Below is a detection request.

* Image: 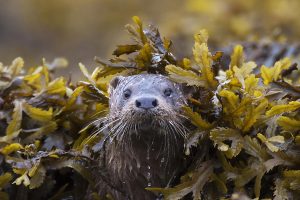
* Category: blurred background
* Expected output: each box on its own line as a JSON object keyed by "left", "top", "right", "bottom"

{"left": 1, "top": 0, "right": 300, "bottom": 76}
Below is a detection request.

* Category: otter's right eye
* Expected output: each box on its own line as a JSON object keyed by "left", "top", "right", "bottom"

{"left": 164, "top": 88, "right": 173, "bottom": 97}
{"left": 123, "top": 89, "right": 131, "bottom": 99}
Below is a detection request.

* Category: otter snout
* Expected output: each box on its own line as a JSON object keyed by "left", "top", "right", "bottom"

{"left": 135, "top": 97, "right": 158, "bottom": 110}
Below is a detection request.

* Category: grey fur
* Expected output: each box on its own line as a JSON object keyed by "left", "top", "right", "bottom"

{"left": 91, "top": 74, "right": 189, "bottom": 200}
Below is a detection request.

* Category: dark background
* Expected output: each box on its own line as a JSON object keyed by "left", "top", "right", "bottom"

{"left": 1, "top": 0, "right": 300, "bottom": 78}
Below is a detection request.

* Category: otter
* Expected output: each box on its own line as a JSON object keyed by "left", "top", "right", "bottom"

{"left": 92, "top": 74, "right": 189, "bottom": 200}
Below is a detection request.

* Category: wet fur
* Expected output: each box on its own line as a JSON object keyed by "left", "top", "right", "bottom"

{"left": 90, "top": 74, "right": 189, "bottom": 200}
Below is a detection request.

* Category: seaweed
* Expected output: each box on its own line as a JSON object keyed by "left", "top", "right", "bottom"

{"left": 0, "top": 16, "right": 300, "bottom": 199}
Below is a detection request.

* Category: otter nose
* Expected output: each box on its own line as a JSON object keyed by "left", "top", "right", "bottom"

{"left": 135, "top": 97, "right": 158, "bottom": 109}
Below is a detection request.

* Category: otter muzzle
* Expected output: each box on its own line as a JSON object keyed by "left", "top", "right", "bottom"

{"left": 135, "top": 97, "right": 158, "bottom": 110}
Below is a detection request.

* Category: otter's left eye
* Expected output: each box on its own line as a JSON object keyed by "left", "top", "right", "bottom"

{"left": 164, "top": 88, "right": 173, "bottom": 96}
{"left": 123, "top": 89, "right": 131, "bottom": 99}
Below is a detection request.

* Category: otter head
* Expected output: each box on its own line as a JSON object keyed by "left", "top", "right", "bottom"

{"left": 108, "top": 74, "right": 187, "bottom": 138}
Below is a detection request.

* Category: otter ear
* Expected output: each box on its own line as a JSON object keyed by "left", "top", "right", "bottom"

{"left": 109, "top": 76, "right": 124, "bottom": 92}
{"left": 181, "top": 85, "right": 196, "bottom": 98}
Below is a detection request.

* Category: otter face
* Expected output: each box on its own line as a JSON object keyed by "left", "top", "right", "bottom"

{"left": 108, "top": 74, "right": 187, "bottom": 130}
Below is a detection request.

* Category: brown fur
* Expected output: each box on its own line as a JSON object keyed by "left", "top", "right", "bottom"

{"left": 90, "top": 74, "right": 189, "bottom": 200}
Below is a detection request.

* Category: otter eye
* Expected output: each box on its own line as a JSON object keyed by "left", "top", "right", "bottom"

{"left": 123, "top": 89, "right": 131, "bottom": 99}
{"left": 164, "top": 88, "right": 173, "bottom": 97}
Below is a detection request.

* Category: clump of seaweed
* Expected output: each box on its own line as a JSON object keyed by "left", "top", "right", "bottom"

{"left": 0, "top": 16, "right": 300, "bottom": 200}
